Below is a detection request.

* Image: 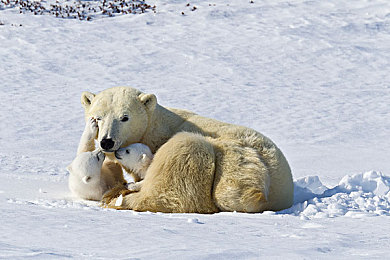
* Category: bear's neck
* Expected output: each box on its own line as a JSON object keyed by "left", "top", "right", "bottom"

{"left": 141, "top": 105, "right": 195, "bottom": 153}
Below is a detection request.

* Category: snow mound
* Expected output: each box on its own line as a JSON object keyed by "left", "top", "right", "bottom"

{"left": 337, "top": 171, "right": 390, "bottom": 196}
{"left": 283, "top": 171, "right": 390, "bottom": 219}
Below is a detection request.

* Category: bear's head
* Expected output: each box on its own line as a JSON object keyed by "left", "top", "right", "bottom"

{"left": 67, "top": 149, "right": 105, "bottom": 185}
{"left": 80, "top": 87, "right": 157, "bottom": 153}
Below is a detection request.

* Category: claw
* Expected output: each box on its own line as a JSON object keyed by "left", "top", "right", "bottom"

{"left": 96, "top": 150, "right": 105, "bottom": 161}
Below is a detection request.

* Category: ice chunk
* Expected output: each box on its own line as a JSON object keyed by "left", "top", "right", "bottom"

{"left": 293, "top": 176, "right": 328, "bottom": 204}
{"left": 187, "top": 218, "right": 199, "bottom": 224}
{"left": 295, "top": 176, "right": 328, "bottom": 194}
{"left": 375, "top": 178, "right": 389, "bottom": 196}
{"left": 337, "top": 171, "right": 390, "bottom": 195}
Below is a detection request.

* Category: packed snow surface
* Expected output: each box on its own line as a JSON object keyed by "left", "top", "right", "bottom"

{"left": 1, "top": 0, "right": 390, "bottom": 258}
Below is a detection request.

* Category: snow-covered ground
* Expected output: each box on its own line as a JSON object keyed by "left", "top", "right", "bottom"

{"left": 1, "top": 0, "right": 390, "bottom": 258}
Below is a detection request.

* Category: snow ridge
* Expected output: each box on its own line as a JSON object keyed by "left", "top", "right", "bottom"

{"left": 282, "top": 171, "right": 390, "bottom": 219}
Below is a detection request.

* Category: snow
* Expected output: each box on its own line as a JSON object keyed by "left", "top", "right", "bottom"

{"left": 1, "top": 0, "right": 390, "bottom": 258}
{"left": 285, "top": 171, "right": 390, "bottom": 219}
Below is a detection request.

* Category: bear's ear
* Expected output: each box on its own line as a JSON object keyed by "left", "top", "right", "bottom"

{"left": 66, "top": 164, "right": 72, "bottom": 173}
{"left": 138, "top": 93, "right": 157, "bottom": 112}
{"left": 81, "top": 91, "right": 96, "bottom": 109}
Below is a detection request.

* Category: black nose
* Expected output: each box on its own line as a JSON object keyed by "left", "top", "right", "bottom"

{"left": 100, "top": 138, "right": 115, "bottom": 150}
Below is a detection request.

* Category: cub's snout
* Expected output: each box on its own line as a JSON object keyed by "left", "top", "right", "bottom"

{"left": 114, "top": 149, "right": 123, "bottom": 160}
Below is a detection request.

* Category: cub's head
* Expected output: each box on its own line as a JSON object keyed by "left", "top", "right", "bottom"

{"left": 81, "top": 87, "right": 157, "bottom": 153}
{"left": 67, "top": 149, "right": 105, "bottom": 184}
{"left": 114, "top": 143, "right": 153, "bottom": 173}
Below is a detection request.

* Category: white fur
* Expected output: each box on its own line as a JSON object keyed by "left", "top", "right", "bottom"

{"left": 67, "top": 148, "right": 106, "bottom": 201}
{"left": 68, "top": 116, "right": 106, "bottom": 200}
{"left": 81, "top": 87, "right": 294, "bottom": 212}
{"left": 115, "top": 194, "right": 124, "bottom": 207}
{"left": 115, "top": 143, "right": 153, "bottom": 191}
{"left": 77, "top": 117, "right": 98, "bottom": 155}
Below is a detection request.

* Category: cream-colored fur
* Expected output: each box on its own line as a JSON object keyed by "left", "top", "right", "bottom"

{"left": 70, "top": 116, "right": 125, "bottom": 200}
{"left": 80, "top": 87, "right": 294, "bottom": 213}
{"left": 67, "top": 149, "right": 106, "bottom": 200}
{"left": 114, "top": 143, "right": 154, "bottom": 192}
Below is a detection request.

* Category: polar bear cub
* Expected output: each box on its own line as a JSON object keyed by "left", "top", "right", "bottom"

{"left": 114, "top": 143, "right": 154, "bottom": 192}
{"left": 67, "top": 148, "right": 106, "bottom": 201}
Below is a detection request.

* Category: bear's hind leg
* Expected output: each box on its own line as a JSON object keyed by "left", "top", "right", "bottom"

{"left": 103, "top": 132, "right": 219, "bottom": 213}
{"left": 212, "top": 143, "right": 271, "bottom": 213}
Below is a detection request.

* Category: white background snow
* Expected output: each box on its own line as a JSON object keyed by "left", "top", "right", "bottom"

{"left": 1, "top": 0, "right": 390, "bottom": 258}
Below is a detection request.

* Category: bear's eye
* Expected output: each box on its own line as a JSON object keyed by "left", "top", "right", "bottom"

{"left": 121, "top": 115, "right": 129, "bottom": 122}
{"left": 95, "top": 116, "right": 102, "bottom": 121}
{"left": 126, "top": 150, "right": 129, "bottom": 154}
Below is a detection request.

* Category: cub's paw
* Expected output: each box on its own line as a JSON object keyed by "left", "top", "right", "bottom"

{"left": 86, "top": 117, "right": 98, "bottom": 139}
{"left": 127, "top": 182, "right": 141, "bottom": 192}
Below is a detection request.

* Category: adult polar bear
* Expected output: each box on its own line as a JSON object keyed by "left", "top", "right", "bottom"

{"left": 80, "top": 87, "right": 294, "bottom": 213}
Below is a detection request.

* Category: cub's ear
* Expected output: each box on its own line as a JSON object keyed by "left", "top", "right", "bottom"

{"left": 66, "top": 164, "right": 72, "bottom": 173}
{"left": 81, "top": 91, "right": 96, "bottom": 109}
{"left": 141, "top": 153, "right": 147, "bottom": 162}
{"left": 138, "top": 93, "right": 157, "bottom": 111}
{"left": 82, "top": 176, "right": 92, "bottom": 184}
